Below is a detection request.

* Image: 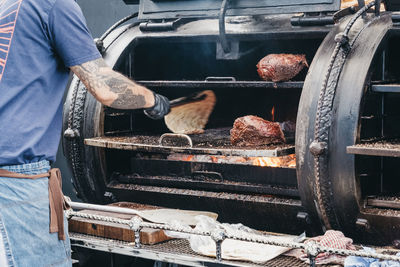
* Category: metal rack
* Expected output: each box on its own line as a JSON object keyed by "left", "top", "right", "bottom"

{"left": 85, "top": 129, "right": 295, "bottom": 158}
{"left": 137, "top": 80, "right": 304, "bottom": 90}
{"left": 69, "top": 233, "right": 310, "bottom": 267}
{"left": 347, "top": 139, "right": 400, "bottom": 157}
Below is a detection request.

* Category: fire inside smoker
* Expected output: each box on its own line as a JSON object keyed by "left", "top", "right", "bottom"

{"left": 167, "top": 153, "right": 296, "bottom": 168}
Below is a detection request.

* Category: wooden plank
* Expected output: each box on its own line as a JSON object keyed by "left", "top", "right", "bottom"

{"left": 68, "top": 202, "right": 172, "bottom": 245}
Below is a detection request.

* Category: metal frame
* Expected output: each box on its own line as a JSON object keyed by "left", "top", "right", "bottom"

{"left": 85, "top": 136, "right": 295, "bottom": 158}
{"left": 296, "top": 7, "right": 397, "bottom": 241}
{"left": 138, "top": 0, "right": 341, "bottom": 20}
{"left": 67, "top": 206, "right": 400, "bottom": 267}
{"left": 347, "top": 141, "right": 400, "bottom": 157}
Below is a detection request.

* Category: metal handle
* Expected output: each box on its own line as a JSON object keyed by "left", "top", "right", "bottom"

{"left": 219, "top": 0, "right": 230, "bottom": 53}
{"left": 159, "top": 133, "right": 193, "bottom": 148}
{"left": 68, "top": 200, "right": 142, "bottom": 217}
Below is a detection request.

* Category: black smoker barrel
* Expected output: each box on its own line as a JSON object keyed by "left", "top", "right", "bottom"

{"left": 63, "top": 0, "right": 400, "bottom": 245}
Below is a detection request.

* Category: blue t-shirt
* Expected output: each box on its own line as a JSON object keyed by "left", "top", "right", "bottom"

{"left": 0, "top": 0, "right": 101, "bottom": 165}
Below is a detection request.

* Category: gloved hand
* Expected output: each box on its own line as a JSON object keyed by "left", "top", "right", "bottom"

{"left": 144, "top": 92, "right": 170, "bottom": 120}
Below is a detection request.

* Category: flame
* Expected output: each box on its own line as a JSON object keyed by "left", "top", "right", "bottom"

{"left": 271, "top": 106, "right": 275, "bottom": 122}
{"left": 184, "top": 155, "right": 194, "bottom": 161}
{"left": 210, "top": 156, "right": 218, "bottom": 163}
{"left": 168, "top": 154, "right": 296, "bottom": 168}
{"left": 252, "top": 154, "right": 296, "bottom": 168}
{"left": 253, "top": 157, "right": 281, "bottom": 167}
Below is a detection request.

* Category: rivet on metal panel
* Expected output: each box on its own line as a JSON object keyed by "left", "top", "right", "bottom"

{"left": 356, "top": 218, "right": 370, "bottom": 230}
{"left": 309, "top": 141, "right": 327, "bottom": 156}
{"left": 64, "top": 128, "right": 80, "bottom": 139}
{"left": 334, "top": 33, "right": 350, "bottom": 54}
{"left": 297, "top": 212, "right": 311, "bottom": 224}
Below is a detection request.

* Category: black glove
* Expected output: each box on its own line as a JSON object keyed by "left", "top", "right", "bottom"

{"left": 144, "top": 92, "right": 171, "bottom": 120}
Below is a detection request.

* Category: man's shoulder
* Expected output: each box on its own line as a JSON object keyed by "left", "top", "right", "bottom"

{"left": 22, "top": 0, "right": 78, "bottom": 16}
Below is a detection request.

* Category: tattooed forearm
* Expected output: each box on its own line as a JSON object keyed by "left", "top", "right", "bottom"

{"left": 104, "top": 77, "right": 146, "bottom": 109}
{"left": 70, "top": 58, "right": 154, "bottom": 109}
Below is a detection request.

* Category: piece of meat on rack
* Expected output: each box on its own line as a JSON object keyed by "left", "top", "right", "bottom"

{"left": 230, "top": 115, "right": 286, "bottom": 147}
{"left": 257, "top": 54, "right": 308, "bottom": 82}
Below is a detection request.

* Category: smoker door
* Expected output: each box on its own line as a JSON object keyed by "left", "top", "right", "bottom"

{"left": 138, "top": 0, "right": 341, "bottom": 20}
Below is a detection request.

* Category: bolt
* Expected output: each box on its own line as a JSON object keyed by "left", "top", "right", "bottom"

{"left": 356, "top": 218, "right": 370, "bottom": 230}
{"left": 64, "top": 128, "right": 80, "bottom": 139}
{"left": 309, "top": 141, "right": 327, "bottom": 156}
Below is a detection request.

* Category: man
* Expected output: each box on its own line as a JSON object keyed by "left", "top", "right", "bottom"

{"left": 0, "top": 0, "right": 169, "bottom": 266}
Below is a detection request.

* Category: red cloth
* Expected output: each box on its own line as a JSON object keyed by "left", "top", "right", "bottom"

{"left": 299, "top": 230, "right": 356, "bottom": 265}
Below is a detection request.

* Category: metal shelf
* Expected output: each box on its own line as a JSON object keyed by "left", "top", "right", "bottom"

{"left": 69, "top": 233, "right": 310, "bottom": 267}
{"left": 85, "top": 128, "right": 294, "bottom": 157}
{"left": 347, "top": 139, "right": 400, "bottom": 157}
{"left": 85, "top": 136, "right": 294, "bottom": 158}
{"left": 371, "top": 84, "right": 400, "bottom": 93}
{"left": 137, "top": 80, "right": 304, "bottom": 89}
{"left": 367, "top": 196, "right": 400, "bottom": 210}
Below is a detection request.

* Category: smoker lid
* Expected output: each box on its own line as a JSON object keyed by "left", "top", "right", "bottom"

{"left": 136, "top": 0, "right": 341, "bottom": 20}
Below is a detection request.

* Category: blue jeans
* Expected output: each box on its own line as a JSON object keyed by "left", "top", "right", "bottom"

{"left": 0, "top": 160, "right": 71, "bottom": 267}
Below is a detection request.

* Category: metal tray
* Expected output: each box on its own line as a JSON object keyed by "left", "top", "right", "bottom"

{"left": 85, "top": 129, "right": 295, "bottom": 158}
{"left": 70, "top": 233, "right": 312, "bottom": 267}
{"left": 347, "top": 139, "right": 400, "bottom": 157}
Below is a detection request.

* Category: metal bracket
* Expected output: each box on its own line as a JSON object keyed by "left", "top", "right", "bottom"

{"left": 139, "top": 18, "right": 186, "bottom": 32}
{"left": 358, "top": 0, "right": 366, "bottom": 18}
{"left": 217, "top": 0, "right": 240, "bottom": 60}
{"left": 216, "top": 41, "right": 239, "bottom": 60}
{"left": 375, "top": 0, "right": 381, "bottom": 16}
{"left": 291, "top": 13, "right": 334, "bottom": 26}
{"left": 333, "top": 6, "right": 358, "bottom": 23}
{"left": 211, "top": 229, "right": 226, "bottom": 261}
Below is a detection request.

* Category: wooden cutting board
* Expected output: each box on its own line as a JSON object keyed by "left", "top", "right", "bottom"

{"left": 68, "top": 202, "right": 172, "bottom": 245}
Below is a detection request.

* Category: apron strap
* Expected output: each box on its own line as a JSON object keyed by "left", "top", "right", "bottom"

{"left": 0, "top": 168, "right": 69, "bottom": 240}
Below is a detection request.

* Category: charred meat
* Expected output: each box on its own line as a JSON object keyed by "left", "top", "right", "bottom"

{"left": 230, "top": 115, "right": 285, "bottom": 147}
{"left": 256, "top": 54, "right": 308, "bottom": 82}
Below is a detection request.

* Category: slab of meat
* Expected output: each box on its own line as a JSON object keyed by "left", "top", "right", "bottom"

{"left": 256, "top": 54, "right": 308, "bottom": 82}
{"left": 230, "top": 115, "right": 285, "bottom": 147}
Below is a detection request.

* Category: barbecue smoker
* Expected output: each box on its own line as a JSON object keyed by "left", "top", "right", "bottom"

{"left": 63, "top": 0, "right": 400, "bottom": 245}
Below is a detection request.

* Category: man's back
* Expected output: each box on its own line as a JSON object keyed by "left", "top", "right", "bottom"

{"left": 0, "top": 0, "right": 100, "bottom": 166}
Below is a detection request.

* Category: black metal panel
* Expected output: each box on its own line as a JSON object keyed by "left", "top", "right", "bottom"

{"left": 296, "top": 11, "right": 394, "bottom": 243}
{"left": 138, "top": 0, "right": 340, "bottom": 20}
{"left": 385, "top": 0, "right": 400, "bottom": 11}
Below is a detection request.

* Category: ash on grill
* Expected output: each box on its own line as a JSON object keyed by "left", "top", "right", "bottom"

{"left": 114, "top": 128, "right": 294, "bottom": 150}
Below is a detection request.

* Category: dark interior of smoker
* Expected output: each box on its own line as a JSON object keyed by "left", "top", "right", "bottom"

{"left": 100, "top": 36, "right": 322, "bottom": 206}
{"left": 357, "top": 32, "right": 400, "bottom": 209}
{"left": 106, "top": 37, "right": 322, "bottom": 133}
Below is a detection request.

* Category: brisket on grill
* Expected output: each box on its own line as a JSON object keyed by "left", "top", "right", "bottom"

{"left": 256, "top": 54, "right": 308, "bottom": 82}
{"left": 230, "top": 115, "right": 285, "bottom": 147}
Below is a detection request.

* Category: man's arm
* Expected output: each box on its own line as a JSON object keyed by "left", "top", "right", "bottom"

{"left": 70, "top": 57, "right": 155, "bottom": 109}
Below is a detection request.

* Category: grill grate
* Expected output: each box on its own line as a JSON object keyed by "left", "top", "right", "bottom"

{"left": 70, "top": 232, "right": 318, "bottom": 267}
{"left": 347, "top": 139, "right": 400, "bottom": 157}
{"left": 85, "top": 128, "right": 294, "bottom": 158}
